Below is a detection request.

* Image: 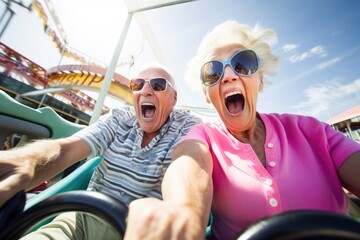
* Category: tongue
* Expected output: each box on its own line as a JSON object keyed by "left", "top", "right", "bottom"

{"left": 144, "top": 108, "right": 155, "bottom": 118}
{"left": 227, "top": 100, "right": 243, "bottom": 114}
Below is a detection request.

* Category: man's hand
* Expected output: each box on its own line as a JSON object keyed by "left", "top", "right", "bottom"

{"left": 0, "top": 150, "right": 35, "bottom": 207}
{"left": 125, "top": 198, "right": 204, "bottom": 240}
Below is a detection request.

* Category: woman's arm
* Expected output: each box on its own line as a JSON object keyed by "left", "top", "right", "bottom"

{"left": 339, "top": 150, "right": 360, "bottom": 197}
{"left": 125, "top": 139, "right": 213, "bottom": 239}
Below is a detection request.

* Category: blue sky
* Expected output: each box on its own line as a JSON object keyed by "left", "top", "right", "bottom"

{"left": 1, "top": 0, "right": 360, "bottom": 122}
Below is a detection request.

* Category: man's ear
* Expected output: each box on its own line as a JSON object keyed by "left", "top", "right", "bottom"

{"left": 173, "top": 90, "right": 177, "bottom": 106}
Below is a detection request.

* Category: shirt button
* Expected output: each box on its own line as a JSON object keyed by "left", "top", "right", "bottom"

{"left": 120, "top": 192, "right": 125, "bottom": 196}
{"left": 265, "top": 179, "right": 273, "bottom": 185}
{"left": 267, "top": 143, "right": 274, "bottom": 148}
{"left": 269, "top": 161, "right": 276, "bottom": 167}
{"left": 269, "top": 198, "right": 278, "bottom": 207}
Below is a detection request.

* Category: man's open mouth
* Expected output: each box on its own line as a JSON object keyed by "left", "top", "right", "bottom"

{"left": 225, "top": 91, "right": 244, "bottom": 114}
{"left": 141, "top": 103, "right": 156, "bottom": 119}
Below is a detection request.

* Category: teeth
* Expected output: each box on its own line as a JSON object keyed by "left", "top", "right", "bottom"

{"left": 141, "top": 102, "right": 154, "bottom": 106}
{"left": 225, "top": 91, "right": 242, "bottom": 98}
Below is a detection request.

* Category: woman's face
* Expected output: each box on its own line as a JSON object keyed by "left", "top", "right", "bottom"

{"left": 203, "top": 44, "right": 263, "bottom": 133}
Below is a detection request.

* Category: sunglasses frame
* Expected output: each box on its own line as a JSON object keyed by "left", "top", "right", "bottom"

{"left": 130, "top": 77, "right": 174, "bottom": 92}
{"left": 200, "top": 49, "right": 261, "bottom": 87}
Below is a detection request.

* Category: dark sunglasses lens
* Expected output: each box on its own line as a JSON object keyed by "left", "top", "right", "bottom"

{"left": 150, "top": 78, "right": 167, "bottom": 91}
{"left": 201, "top": 61, "right": 223, "bottom": 86}
{"left": 130, "top": 79, "right": 145, "bottom": 91}
{"left": 231, "top": 51, "right": 258, "bottom": 75}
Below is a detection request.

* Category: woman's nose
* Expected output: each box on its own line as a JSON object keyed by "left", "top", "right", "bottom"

{"left": 221, "top": 64, "right": 238, "bottom": 84}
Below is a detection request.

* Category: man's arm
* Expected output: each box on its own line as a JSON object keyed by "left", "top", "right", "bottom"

{"left": 125, "top": 139, "right": 213, "bottom": 239}
{"left": 0, "top": 136, "right": 91, "bottom": 206}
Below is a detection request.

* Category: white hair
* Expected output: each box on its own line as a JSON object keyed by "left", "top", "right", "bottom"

{"left": 185, "top": 20, "right": 280, "bottom": 91}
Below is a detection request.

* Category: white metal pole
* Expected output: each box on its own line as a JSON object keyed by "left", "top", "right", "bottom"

{"left": 89, "top": 1, "right": 197, "bottom": 125}
{"left": 89, "top": 13, "right": 133, "bottom": 124}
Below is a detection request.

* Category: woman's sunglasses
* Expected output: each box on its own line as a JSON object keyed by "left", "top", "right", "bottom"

{"left": 200, "top": 50, "right": 260, "bottom": 87}
{"left": 129, "top": 78, "right": 173, "bottom": 92}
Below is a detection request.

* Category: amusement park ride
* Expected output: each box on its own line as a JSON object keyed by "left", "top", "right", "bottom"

{"left": 0, "top": 0, "right": 360, "bottom": 239}
{"left": 0, "top": 0, "right": 137, "bottom": 125}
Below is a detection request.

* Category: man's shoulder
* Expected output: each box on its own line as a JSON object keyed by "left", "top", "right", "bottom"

{"left": 172, "top": 108, "right": 202, "bottom": 124}
{"left": 109, "top": 107, "right": 136, "bottom": 119}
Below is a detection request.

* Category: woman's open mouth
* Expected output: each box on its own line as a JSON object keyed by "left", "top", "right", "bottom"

{"left": 225, "top": 91, "right": 244, "bottom": 114}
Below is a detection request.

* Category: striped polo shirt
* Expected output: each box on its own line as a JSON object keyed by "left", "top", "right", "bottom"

{"left": 74, "top": 107, "right": 202, "bottom": 205}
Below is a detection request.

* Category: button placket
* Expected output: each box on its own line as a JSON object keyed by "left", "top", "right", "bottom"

{"left": 269, "top": 198, "right": 278, "bottom": 207}
{"left": 268, "top": 161, "right": 276, "bottom": 167}
{"left": 265, "top": 179, "right": 272, "bottom": 185}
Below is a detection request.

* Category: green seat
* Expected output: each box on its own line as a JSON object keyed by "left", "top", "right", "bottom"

{"left": 0, "top": 89, "right": 97, "bottom": 209}
{"left": 0, "top": 90, "right": 85, "bottom": 145}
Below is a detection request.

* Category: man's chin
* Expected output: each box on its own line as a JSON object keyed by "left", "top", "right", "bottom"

{"left": 141, "top": 116, "right": 155, "bottom": 122}
{"left": 139, "top": 121, "right": 159, "bottom": 133}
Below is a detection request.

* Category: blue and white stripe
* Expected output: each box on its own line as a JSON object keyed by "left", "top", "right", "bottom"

{"left": 74, "top": 107, "right": 201, "bottom": 205}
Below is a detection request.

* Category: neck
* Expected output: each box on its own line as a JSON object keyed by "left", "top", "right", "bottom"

{"left": 141, "top": 131, "right": 159, "bottom": 148}
{"left": 231, "top": 116, "right": 265, "bottom": 145}
{"left": 233, "top": 116, "right": 267, "bottom": 167}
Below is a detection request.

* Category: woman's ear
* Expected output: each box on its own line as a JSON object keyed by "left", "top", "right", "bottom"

{"left": 259, "top": 73, "right": 264, "bottom": 92}
{"left": 203, "top": 86, "right": 211, "bottom": 103}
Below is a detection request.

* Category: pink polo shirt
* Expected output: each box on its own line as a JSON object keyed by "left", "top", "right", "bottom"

{"left": 184, "top": 113, "right": 360, "bottom": 240}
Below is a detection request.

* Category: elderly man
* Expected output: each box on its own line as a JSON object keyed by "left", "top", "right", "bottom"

{"left": 0, "top": 63, "right": 201, "bottom": 239}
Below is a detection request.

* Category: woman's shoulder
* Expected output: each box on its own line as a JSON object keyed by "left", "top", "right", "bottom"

{"left": 195, "top": 120, "right": 227, "bottom": 133}
{"left": 261, "top": 112, "right": 323, "bottom": 126}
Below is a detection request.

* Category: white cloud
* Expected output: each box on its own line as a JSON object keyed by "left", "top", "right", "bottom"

{"left": 282, "top": 44, "right": 299, "bottom": 53}
{"left": 309, "top": 46, "right": 327, "bottom": 57}
{"left": 287, "top": 45, "right": 327, "bottom": 63}
{"left": 293, "top": 78, "right": 360, "bottom": 120}
{"left": 316, "top": 57, "right": 341, "bottom": 70}
{"left": 280, "top": 46, "right": 360, "bottom": 87}
{"left": 288, "top": 52, "right": 310, "bottom": 63}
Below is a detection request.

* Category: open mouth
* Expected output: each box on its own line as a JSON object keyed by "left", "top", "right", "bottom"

{"left": 141, "top": 103, "right": 156, "bottom": 119}
{"left": 225, "top": 91, "right": 244, "bottom": 114}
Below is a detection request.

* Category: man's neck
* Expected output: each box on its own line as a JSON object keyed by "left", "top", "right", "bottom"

{"left": 141, "top": 131, "right": 159, "bottom": 148}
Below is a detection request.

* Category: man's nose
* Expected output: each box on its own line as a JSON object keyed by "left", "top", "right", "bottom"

{"left": 139, "top": 81, "right": 153, "bottom": 95}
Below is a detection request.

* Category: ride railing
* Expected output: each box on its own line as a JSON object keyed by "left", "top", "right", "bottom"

{"left": 0, "top": 89, "right": 105, "bottom": 237}
{"left": 0, "top": 89, "right": 85, "bottom": 146}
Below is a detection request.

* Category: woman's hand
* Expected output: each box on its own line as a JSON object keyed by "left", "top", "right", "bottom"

{"left": 125, "top": 197, "right": 204, "bottom": 240}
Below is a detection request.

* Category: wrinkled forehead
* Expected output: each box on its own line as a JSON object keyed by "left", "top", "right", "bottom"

{"left": 137, "top": 67, "right": 175, "bottom": 86}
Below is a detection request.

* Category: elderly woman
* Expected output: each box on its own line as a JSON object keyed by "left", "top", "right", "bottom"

{"left": 125, "top": 20, "right": 360, "bottom": 240}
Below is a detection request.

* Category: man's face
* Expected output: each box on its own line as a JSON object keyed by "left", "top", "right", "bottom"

{"left": 132, "top": 67, "right": 177, "bottom": 134}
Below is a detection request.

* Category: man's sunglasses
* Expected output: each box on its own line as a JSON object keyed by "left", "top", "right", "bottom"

{"left": 200, "top": 49, "right": 260, "bottom": 87}
{"left": 129, "top": 78, "right": 173, "bottom": 92}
